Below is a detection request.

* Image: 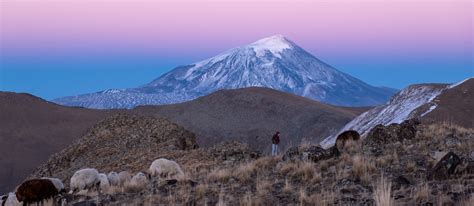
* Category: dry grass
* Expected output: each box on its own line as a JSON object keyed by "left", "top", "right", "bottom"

{"left": 373, "top": 174, "right": 392, "bottom": 206}
{"left": 352, "top": 155, "right": 376, "bottom": 183}
{"left": 405, "top": 161, "right": 417, "bottom": 173}
{"left": 413, "top": 183, "right": 430, "bottom": 203}
{"left": 208, "top": 168, "right": 232, "bottom": 183}
{"left": 255, "top": 177, "right": 271, "bottom": 196}
{"left": 283, "top": 178, "right": 293, "bottom": 193}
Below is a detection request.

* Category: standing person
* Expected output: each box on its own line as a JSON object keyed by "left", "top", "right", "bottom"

{"left": 272, "top": 131, "right": 280, "bottom": 156}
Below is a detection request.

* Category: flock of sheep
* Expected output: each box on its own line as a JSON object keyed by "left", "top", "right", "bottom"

{"left": 1, "top": 158, "right": 184, "bottom": 206}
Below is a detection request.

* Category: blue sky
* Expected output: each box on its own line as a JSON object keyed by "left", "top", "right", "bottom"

{"left": 1, "top": 51, "right": 472, "bottom": 100}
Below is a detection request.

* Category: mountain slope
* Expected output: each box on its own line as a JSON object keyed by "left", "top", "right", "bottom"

{"left": 0, "top": 92, "right": 116, "bottom": 193}
{"left": 54, "top": 35, "right": 396, "bottom": 109}
{"left": 320, "top": 78, "right": 473, "bottom": 148}
{"left": 1, "top": 88, "right": 364, "bottom": 193}
{"left": 133, "top": 87, "right": 365, "bottom": 152}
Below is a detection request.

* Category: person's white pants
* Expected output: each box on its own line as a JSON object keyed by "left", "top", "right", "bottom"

{"left": 272, "top": 144, "right": 278, "bottom": 156}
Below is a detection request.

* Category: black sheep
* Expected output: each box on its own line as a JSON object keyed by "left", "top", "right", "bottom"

{"left": 16, "top": 179, "right": 59, "bottom": 206}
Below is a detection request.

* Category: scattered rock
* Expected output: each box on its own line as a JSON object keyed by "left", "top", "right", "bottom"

{"left": 445, "top": 133, "right": 461, "bottom": 147}
{"left": 282, "top": 145, "right": 334, "bottom": 162}
{"left": 427, "top": 152, "right": 461, "bottom": 180}
{"left": 363, "top": 119, "right": 420, "bottom": 155}
{"left": 392, "top": 175, "right": 411, "bottom": 190}
{"left": 209, "top": 141, "right": 261, "bottom": 164}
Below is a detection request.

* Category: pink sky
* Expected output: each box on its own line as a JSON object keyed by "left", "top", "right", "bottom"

{"left": 1, "top": 0, "right": 472, "bottom": 58}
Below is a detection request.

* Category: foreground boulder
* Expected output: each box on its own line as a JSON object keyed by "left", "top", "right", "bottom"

{"left": 363, "top": 119, "right": 420, "bottom": 155}
{"left": 283, "top": 145, "right": 336, "bottom": 162}
{"left": 335, "top": 130, "right": 360, "bottom": 152}
{"left": 427, "top": 152, "right": 461, "bottom": 180}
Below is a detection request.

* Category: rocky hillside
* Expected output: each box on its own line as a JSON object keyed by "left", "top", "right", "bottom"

{"left": 0, "top": 92, "right": 116, "bottom": 193}
{"left": 321, "top": 78, "right": 473, "bottom": 148}
{"left": 1, "top": 87, "right": 363, "bottom": 194}
{"left": 30, "top": 114, "right": 260, "bottom": 186}
{"left": 54, "top": 35, "right": 396, "bottom": 109}
{"left": 134, "top": 87, "right": 365, "bottom": 152}
{"left": 28, "top": 117, "right": 474, "bottom": 205}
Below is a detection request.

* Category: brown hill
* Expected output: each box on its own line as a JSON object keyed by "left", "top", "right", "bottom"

{"left": 133, "top": 87, "right": 362, "bottom": 152}
{"left": 421, "top": 78, "right": 473, "bottom": 128}
{"left": 0, "top": 92, "right": 116, "bottom": 193}
{"left": 0, "top": 88, "right": 363, "bottom": 193}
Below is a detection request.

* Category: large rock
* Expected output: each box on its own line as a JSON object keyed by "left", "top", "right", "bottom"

{"left": 427, "top": 152, "right": 461, "bottom": 180}
{"left": 209, "top": 141, "right": 261, "bottom": 164}
{"left": 282, "top": 145, "right": 335, "bottom": 162}
{"left": 335, "top": 130, "right": 360, "bottom": 152}
{"left": 363, "top": 119, "right": 420, "bottom": 155}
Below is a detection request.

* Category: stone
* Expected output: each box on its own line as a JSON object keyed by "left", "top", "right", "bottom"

{"left": 427, "top": 152, "right": 461, "bottom": 180}
{"left": 282, "top": 145, "right": 334, "bottom": 162}
{"left": 363, "top": 119, "right": 420, "bottom": 155}
{"left": 335, "top": 130, "right": 360, "bottom": 152}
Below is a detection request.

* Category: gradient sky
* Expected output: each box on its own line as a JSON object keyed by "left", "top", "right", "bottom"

{"left": 1, "top": 0, "right": 473, "bottom": 100}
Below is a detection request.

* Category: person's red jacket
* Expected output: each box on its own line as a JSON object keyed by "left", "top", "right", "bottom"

{"left": 272, "top": 133, "right": 280, "bottom": 144}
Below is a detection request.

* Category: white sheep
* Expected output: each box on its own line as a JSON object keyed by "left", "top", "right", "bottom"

{"left": 124, "top": 172, "right": 149, "bottom": 192}
{"left": 107, "top": 172, "right": 120, "bottom": 186}
{"left": 118, "top": 171, "right": 132, "bottom": 186}
{"left": 149, "top": 158, "right": 184, "bottom": 179}
{"left": 41, "top": 177, "right": 65, "bottom": 192}
{"left": 98, "top": 173, "right": 110, "bottom": 192}
{"left": 2, "top": 192, "right": 20, "bottom": 206}
{"left": 70, "top": 168, "right": 100, "bottom": 193}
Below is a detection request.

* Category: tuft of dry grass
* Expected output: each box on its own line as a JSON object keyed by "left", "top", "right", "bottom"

{"left": 352, "top": 155, "right": 376, "bottom": 183}
{"left": 413, "top": 183, "right": 429, "bottom": 203}
{"left": 283, "top": 178, "right": 293, "bottom": 193}
{"left": 373, "top": 174, "right": 392, "bottom": 206}
{"left": 195, "top": 183, "right": 208, "bottom": 199}
{"left": 208, "top": 168, "right": 232, "bottom": 183}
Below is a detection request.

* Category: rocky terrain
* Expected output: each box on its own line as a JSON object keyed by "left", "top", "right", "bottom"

{"left": 321, "top": 78, "right": 473, "bottom": 148}
{"left": 24, "top": 113, "right": 474, "bottom": 205}
{"left": 1, "top": 87, "right": 362, "bottom": 193}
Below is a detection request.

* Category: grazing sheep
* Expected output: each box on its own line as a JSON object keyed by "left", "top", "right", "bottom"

{"left": 118, "top": 171, "right": 132, "bottom": 186}
{"left": 41, "top": 177, "right": 65, "bottom": 193}
{"left": 2, "top": 192, "right": 20, "bottom": 206}
{"left": 70, "top": 168, "right": 100, "bottom": 193}
{"left": 107, "top": 172, "right": 120, "bottom": 186}
{"left": 124, "top": 172, "right": 149, "bottom": 192}
{"left": 149, "top": 158, "right": 184, "bottom": 179}
{"left": 98, "top": 173, "right": 110, "bottom": 192}
{"left": 16, "top": 179, "right": 59, "bottom": 205}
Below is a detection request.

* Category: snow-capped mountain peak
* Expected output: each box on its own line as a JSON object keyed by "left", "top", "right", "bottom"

{"left": 248, "top": 34, "right": 293, "bottom": 58}
{"left": 53, "top": 35, "right": 396, "bottom": 109}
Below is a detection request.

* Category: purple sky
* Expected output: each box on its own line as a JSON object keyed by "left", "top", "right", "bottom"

{"left": 1, "top": 0, "right": 473, "bottom": 99}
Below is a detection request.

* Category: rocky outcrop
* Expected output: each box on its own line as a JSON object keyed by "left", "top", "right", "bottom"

{"left": 30, "top": 114, "right": 198, "bottom": 184}
{"left": 428, "top": 152, "right": 461, "bottom": 180}
{"left": 209, "top": 141, "right": 261, "bottom": 164}
{"left": 362, "top": 119, "right": 420, "bottom": 155}
{"left": 282, "top": 145, "right": 336, "bottom": 162}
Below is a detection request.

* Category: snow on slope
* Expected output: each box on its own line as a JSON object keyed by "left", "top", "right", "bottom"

{"left": 320, "top": 79, "right": 472, "bottom": 148}
{"left": 54, "top": 35, "right": 396, "bottom": 109}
